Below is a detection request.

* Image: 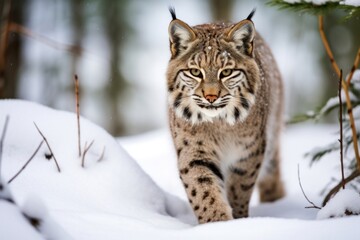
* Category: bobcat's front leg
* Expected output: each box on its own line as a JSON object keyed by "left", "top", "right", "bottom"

{"left": 177, "top": 140, "right": 233, "bottom": 224}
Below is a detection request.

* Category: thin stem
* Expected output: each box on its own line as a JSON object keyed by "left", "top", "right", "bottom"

{"left": 74, "top": 74, "right": 81, "bottom": 157}
{"left": 33, "top": 122, "right": 61, "bottom": 172}
{"left": 81, "top": 140, "right": 94, "bottom": 168}
{"left": 0, "top": 115, "right": 10, "bottom": 180}
{"left": 338, "top": 70, "right": 345, "bottom": 190}
{"left": 8, "top": 22, "right": 82, "bottom": 54}
{"left": 8, "top": 140, "right": 44, "bottom": 184}
{"left": 298, "top": 164, "right": 321, "bottom": 209}
{"left": 97, "top": 146, "right": 106, "bottom": 162}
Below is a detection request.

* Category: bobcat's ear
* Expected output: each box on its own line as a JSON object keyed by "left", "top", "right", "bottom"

{"left": 227, "top": 19, "right": 255, "bottom": 56}
{"left": 168, "top": 19, "right": 196, "bottom": 58}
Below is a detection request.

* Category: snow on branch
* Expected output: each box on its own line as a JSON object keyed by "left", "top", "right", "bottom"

{"left": 268, "top": 0, "right": 360, "bottom": 19}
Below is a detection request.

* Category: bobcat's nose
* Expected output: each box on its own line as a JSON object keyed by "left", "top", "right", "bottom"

{"left": 205, "top": 95, "right": 218, "bottom": 103}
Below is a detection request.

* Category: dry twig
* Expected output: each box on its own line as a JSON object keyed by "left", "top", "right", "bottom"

{"left": 74, "top": 74, "right": 81, "bottom": 157}
{"left": 0, "top": 115, "right": 10, "bottom": 180}
{"left": 8, "top": 141, "right": 44, "bottom": 184}
{"left": 97, "top": 146, "right": 106, "bottom": 162}
{"left": 338, "top": 70, "right": 345, "bottom": 190}
{"left": 297, "top": 164, "right": 321, "bottom": 209}
{"left": 81, "top": 140, "right": 94, "bottom": 168}
{"left": 33, "top": 122, "right": 61, "bottom": 172}
{"left": 8, "top": 22, "right": 82, "bottom": 55}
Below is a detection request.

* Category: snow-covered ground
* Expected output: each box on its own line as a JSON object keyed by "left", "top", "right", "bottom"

{"left": 1, "top": 100, "right": 360, "bottom": 239}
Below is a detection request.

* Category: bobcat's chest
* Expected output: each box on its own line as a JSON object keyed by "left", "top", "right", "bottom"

{"left": 217, "top": 133, "right": 258, "bottom": 175}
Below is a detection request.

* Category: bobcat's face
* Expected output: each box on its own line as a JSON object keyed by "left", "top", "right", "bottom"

{"left": 167, "top": 16, "right": 260, "bottom": 125}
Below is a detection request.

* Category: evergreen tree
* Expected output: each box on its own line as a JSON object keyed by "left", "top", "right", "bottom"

{"left": 269, "top": 0, "right": 360, "bottom": 206}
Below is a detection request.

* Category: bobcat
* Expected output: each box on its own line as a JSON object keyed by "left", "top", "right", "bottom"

{"left": 166, "top": 8, "right": 285, "bottom": 224}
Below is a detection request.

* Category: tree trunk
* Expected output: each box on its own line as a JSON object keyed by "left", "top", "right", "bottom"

{"left": 0, "top": 0, "right": 25, "bottom": 99}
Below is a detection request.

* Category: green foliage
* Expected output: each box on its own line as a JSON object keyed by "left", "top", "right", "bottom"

{"left": 291, "top": 80, "right": 360, "bottom": 119}
{"left": 293, "top": 80, "right": 360, "bottom": 169}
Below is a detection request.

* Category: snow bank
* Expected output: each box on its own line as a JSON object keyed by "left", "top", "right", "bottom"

{"left": 1, "top": 100, "right": 360, "bottom": 239}
{"left": 317, "top": 189, "right": 360, "bottom": 219}
{"left": 0, "top": 100, "right": 190, "bottom": 239}
{"left": 0, "top": 200, "right": 44, "bottom": 240}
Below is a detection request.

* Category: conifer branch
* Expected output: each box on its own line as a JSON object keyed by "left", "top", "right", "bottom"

{"left": 323, "top": 169, "right": 360, "bottom": 207}
{"left": 267, "top": 0, "right": 360, "bottom": 18}
{"left": 33, "top": 122, "right": 61, "bottom": 172}
{"left": 318, "top": 15, "right": 360, "bottom": 173}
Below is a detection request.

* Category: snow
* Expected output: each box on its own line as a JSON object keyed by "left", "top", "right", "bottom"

{"left": 0, "top": 200, "right": 44, "bottom": 240}
{"left": 1, "top": 99, "right": 360, "bottom": 239}
{"left": 317, "top": 189, "right": 360, "bottom": 219}
{"left": 350, "top": 69, "right": 360, "bottom": 83}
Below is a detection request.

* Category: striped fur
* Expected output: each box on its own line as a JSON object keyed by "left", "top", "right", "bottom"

{"left": 167, "top": 9, "right": 285, "bottom": 224}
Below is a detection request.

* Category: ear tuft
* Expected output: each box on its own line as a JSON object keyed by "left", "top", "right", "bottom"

{"left": 168, "top": 19, "right": 196, "bottom": 58}
{"left": 227, "top": 20, "right": 255, "bottom": 56}
{"left": 169, "top": 6, "right": 176, "bottom": 20}
{"left": 246, "top": 8, "right": 256, "bottom": 21}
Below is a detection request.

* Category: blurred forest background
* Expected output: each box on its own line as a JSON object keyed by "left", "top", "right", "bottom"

{"left": 0, "top": 0, "right": 359, "bottom": 136}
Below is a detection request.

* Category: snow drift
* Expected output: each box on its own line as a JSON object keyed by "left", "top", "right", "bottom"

{"left": 1, "top": 100, "right": 360, "bottom": 239}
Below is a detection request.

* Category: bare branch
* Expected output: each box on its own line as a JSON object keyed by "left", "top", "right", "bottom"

{"left": 8, "top": 140, "right": 44, "bottom": 184}
{"left": 297, "top": 164, "right": 321, "bottom": 209}
{"left": 74, "top": 74, "right": 81, "bottom": 157}
{"left": 0, "top": 115, "right": 10, "bottom": 180}
{"left": 339, "top": 70, "right": 345, "bottom": 190}
{"left": 33, "top": 122, "right": 61, "bottom": 172}
{"left": 81, "top": 140, "right": 94, "bottom": 168}
{"left": 318, "top": 15, "right": 340, "bottom": 77}
{"left": 8, "top": 23, "right": 82, "bottom": 55}
{"left": 97, "top": 146, "right": 106, "bottom": 162}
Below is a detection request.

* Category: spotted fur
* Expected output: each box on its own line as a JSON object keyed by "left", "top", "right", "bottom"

{"left": 167, "top": 9, "right": 285, "bottom": 224}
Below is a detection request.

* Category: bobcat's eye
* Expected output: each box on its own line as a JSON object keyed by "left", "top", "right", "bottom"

{"left": 189, "top": 68, "right": 203, "bottom": 78}
{"left": 220, "top": 69, "right": 233, "bottom": 78}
